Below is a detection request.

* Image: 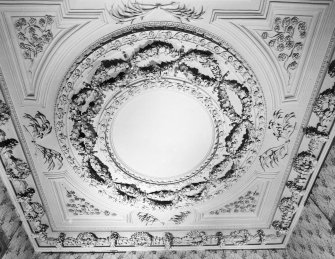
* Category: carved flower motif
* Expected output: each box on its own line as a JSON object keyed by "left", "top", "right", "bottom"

{"left": 261, "top": 32, "right": 268, "bottom": 39}
{"left": 298, "top": 22, "right": 306, "bottom": 32}
{"left": 278, "top": 53, "right": 288, "bottom": 61}
{"left": 46, "top": 15, "right": 53, "bottom": 25}
{"left": 293, "top": 151, "right": 316, "bottom": 174}
{"left": 15, "top": 15, "right": 54, "bottom": 61}
{"left": 287, "top": 61, "right": 298, "bottom": 70}
{"left": 292, "top": 53, "right": 300, "bottom": 60}
{"left": 274, "top": 17, "right": 282, "bottom": 25}
{"left": 274, "top": 24, "right": 281, "bottom": 32}
{"left": 0, "top": 100, "right": 11, "bottom": 126}
{"left": 29, "top": 17, "right": 37, "bottom": 25}
{"left": 328, "top": 60, "right": 335, "bottom": 78}
{"left": 276, "top": 43, "right": 285, "bottom": 52}
{"left": 15, "top": 18, "right": 26, "bottom": 30}
{"left": 268, "top": 39, "right": 276, "bottom": 47}
{"left": 277, "top": 33, "right": 285, "bottom": 42}
{"left": 39, "top": 17, "right": 46, "bottom": 26}
{"left": 291, "top": 16, "right": 299, "bottom": 25}
{"left": 282, "top": 17, "right": 291, "bottom": 27}
{"left": 285, "top": 40, "right": 294, "bottom": 50}
{"left": 286, "top": 25, "right": 294, "bottom": 36}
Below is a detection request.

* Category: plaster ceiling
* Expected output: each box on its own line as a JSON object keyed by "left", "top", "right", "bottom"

{"left": 0, "top": 0, "right": 335, "bottom": 253}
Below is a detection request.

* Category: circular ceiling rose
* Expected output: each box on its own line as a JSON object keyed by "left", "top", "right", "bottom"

{"left": 55, "top": 22, "right": 266, "bottom": 211}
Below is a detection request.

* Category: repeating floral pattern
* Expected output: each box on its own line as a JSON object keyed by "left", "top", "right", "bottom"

{"left": 65, "top": 190, "right": 116, "bottom": 217}
{"left": 261, "top": 16, "right": 307, "bottom": 79}
{"left": 15, "top": 15, "right": 54, "bottom": 62}
{"left": 210, "top": 190, "right": 259, "bottom": 215}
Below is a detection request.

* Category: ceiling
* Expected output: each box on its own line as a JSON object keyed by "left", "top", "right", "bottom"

{"left": 0, "top": 0, "right": 335, "bottom": 253}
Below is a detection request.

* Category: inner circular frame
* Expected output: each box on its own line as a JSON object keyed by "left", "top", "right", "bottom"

{"left": 101, "top": 79, "right": 220, "bottom": 184}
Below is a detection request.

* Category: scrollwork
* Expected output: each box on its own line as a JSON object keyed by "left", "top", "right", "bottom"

{"left": 108, "top": 1, "right": 205, "bottom": 24}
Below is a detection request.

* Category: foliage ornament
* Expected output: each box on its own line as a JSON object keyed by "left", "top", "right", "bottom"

{"left": 270, "top": 57, "right": 335, "bottom": 236}
{"left": 14, "top": 15, "right": 54, "bottom": 62}
{"left": 55, "top": 22, "right": 266, "bottom": 214}
{"left": 65, "top": 190, "right": 115, "bottom": 216}
{"left": 23, "top": 111, "right": 63, "bottom": 171}
{"left": 261, "top": 16, "right": 307, "bottom": 79}
{"left": 328, "top": 59, "right": 335, "bottom": 78}
{"left": 108, "top": 1, "right": 205, "bottom": 24}
{"left": 0, "top": 100, "right": 10, "bottom": 126}
{"left": 259, "top": 110, "right": 296, "bottom": 170}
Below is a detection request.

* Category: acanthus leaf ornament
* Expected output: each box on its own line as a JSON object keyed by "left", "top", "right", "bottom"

{"left": 108, "top": 1, "right": 205, "bottom": 24}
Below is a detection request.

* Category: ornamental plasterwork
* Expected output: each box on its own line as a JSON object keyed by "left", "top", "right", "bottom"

{"left": 14, "top": 15, "right": 54, "bottom": 63}
{"left": 259, "top": 110, "right": 296, "bottom": 170}
{"left": 108, "top": 1, "right": 205, "bottom": 24}
{"left": 55, "top": 22, "right": 266, "bottom": 215}
{"left": 0, "top": 0, "right": 335, "bottom": 253}
{"left": 260, "top": 16, "right": 308, "bottom": 82}
{"left": 23, "top": 111, "right": 63, "bottom": 171}
{"left": 271, "top": 58, "right": 335, "bottom": 235}
{"left": 210, "top": 188, "right": 260, "bottom": 215}
{"left": 65, "top": 190, "right": 116, "bottom": 217}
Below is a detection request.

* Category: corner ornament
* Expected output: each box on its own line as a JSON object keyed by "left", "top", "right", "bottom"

{"left": 260, "top": 16, "right": 307, "bottom": 81}
{"left": 14, "top": 15, "right": 54, "bottom": 63}
{"left": 108, "top": 1, "right": 205, "bottom": 24}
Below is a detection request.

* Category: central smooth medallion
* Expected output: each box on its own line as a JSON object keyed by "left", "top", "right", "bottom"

{"left": 111, "top": 89, "right": 214, "bottom": 180}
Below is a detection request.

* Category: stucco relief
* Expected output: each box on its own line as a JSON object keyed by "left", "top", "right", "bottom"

{"left": 55, "top": 23, "right": 267, "bottom": 216}
{"left": 65, "top": 190, "right": 116, "bottom": 217}
{"left": 260, "top": 16, "right": 307, "bottom": 81}
{"left": 23, "top": 111, "right": 63, "bottom": 171}
{"left": 108, "top": 2, "right": 205, "bottom": 24}
{"left": 271, "top": 56, "right": 335, "bottom": 235}
{"left": 14, "top": 15, "right": 54, "bottom": 63}
{"left": 210, "top": 189, "right": 260, "bottom": 215}
{"left": 259, "top": 110, "right": 296, "bottom": 170}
